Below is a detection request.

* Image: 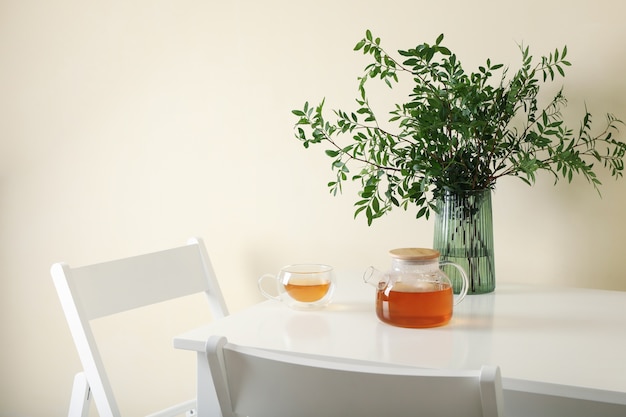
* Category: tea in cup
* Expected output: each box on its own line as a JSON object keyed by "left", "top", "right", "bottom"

{"left": 258, "top": 264, "right": 335, "bottom": 310}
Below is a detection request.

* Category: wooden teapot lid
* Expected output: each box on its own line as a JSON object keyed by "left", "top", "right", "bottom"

{"left": 389, "top": 248, "right": 440, "bottom": 261}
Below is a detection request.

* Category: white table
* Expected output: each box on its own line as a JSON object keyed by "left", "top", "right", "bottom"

{"left": 174, "top": 270, "right": 626, "bottom": 416}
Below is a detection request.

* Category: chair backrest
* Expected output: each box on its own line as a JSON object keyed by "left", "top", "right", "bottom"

{"left": 52, "top": 237, "right": 229, "bottom": 417}
{"left": 206, "top": 335, "right": 504, "bottom": 417}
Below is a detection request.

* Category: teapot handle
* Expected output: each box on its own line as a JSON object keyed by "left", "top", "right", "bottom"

{"left": 440, "top": 261, "right": 468, "bottom": 305}
{"left": 363, "top": 266, "right": 388, "bottom": 287}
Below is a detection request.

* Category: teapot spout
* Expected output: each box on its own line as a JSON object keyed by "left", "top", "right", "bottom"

{"left": 363, "top": 266, "right": 388, "bottom": 288}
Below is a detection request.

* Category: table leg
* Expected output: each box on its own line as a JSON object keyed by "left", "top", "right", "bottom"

{"left": 196, "top": 351, "right": 220, "bottom": 417}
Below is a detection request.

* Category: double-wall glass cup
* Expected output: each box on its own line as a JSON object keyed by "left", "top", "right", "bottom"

{"left": 258, "top": 264, "right": 335, "bottom": 310}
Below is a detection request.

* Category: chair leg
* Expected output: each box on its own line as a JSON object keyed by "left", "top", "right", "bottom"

{"left": 68, "top": 372, "right": 90, "bottom": 417}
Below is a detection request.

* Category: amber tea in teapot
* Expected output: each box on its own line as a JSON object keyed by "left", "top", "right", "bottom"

{"left": 365, "top": 248, "right": 468, "bottom": 328}
{"left": 376, "top": 281, "right": 453, "bottom": 328}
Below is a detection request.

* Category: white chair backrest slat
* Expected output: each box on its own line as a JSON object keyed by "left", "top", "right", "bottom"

{"left": 206, "top": 335, "right": 504, "bottom": 417}
{"left": 67, "top": 244, "right": 209, "bottom": 320}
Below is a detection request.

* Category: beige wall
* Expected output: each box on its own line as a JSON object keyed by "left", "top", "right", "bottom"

{"left": 1, "top": 0, "right": 625, "bottom": 415}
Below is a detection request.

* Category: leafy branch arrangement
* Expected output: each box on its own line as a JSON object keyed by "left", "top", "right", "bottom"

{"left": 293, "top": 30, "right": 625, "bottom": 225}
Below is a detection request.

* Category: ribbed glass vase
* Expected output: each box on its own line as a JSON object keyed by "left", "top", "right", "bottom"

{"left": 433, "top": 189, "right": 495, "bottom": 294}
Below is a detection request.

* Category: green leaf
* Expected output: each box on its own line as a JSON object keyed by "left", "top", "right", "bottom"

{"left": 354, "top": 40, "right": 366, "bottom": 51}
{"left": 332, "top": 160, "right": 345, "bottom": 169}
{"left": 371, "top": 196, "right": 380, "bottom": 212}
{"left": 354, "top": 205, "right": 367, "bottom": 218}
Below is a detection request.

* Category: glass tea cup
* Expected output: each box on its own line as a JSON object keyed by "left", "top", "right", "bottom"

{"left": 258, "top": 264, "right": 335, "bottom": 310}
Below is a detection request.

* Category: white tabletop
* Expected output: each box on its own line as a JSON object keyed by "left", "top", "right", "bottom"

{"left": 174, "top": 270, "right": 626, "bottom": 396}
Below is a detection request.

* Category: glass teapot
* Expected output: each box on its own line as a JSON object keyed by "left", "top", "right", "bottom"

{"left": 364, "top": 248, "right": 468, "bottom": 328}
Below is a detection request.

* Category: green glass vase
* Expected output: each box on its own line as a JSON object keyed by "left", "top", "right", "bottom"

{"left": 433, "top": 189, "right": 495, "bottom": 294}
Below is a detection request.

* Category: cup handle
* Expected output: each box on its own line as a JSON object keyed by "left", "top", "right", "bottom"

{"left": 258, "top": 274, "right": 281, "bottom": 301}
{"left": 440, "top": 261, "right": 468, "bottom": 305}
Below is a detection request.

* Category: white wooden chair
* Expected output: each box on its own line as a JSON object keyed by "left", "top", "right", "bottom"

{"left": 206, "top": 335, "right": 504, "bottom": 417}
{"left": 52, "top": 237, "right": 229, "bottom": 417}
